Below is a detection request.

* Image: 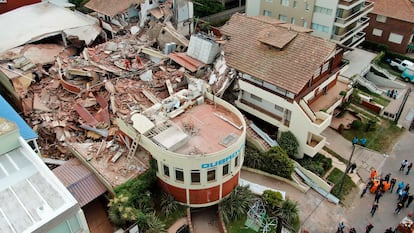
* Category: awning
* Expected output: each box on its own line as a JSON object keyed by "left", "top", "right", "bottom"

{"left": 53, "top": 158, "right": 107, "bottom": 207}
{"left": 0, "top": 95, "right": 37, "bottom": 141}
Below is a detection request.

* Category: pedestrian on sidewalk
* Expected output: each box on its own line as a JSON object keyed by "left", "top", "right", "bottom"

{"left": 390, "top": 177, "right": 397, "bottom": 192}
{"left": 400, "top": 159, "right": 408, "bottom": 172}
{"left": 349, "top": 227, "right": 356, "bottom": 233}
{"left": 407, "top": 162, "right": 413, "bottom": 175}
{"left": 370, "top": 201, "right": 379, "bottom": 217}
{"left": 396, "top": 181, "right": 405, "bottom": 194}
{"left": 405, "top": 183, "right": 410, "bottom": 193}
{"left": 406, "top": 194, "right": 414, "bottom": 208}
{"left": 337, "top": 222, "right": 345, "bottom": 233}
{"left": 350, "top": 163, "right": 357, "bottom": 173}
{"left": 365, "top": 223, "right": 374, "bottom": 233}
{"left": 385, "top": 173, "right": 391, "bottom": 182}
{"left": 361, "top": 186, "right": 369, "bottom": 198}
{"left": 374, "top": 191, "right": 383, "bottom": 203}
{"left": 394, "top": 201, "right": 404, "bottom": 214}
{"left": 398, "top": 190, "right": 407, "bottom": 201}
{"left": 385, "top": 227, "right": 395, "bottom": 233}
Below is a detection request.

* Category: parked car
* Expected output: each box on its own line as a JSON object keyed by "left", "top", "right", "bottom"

{"left": 388, "top": 58, "right": 414, "bottom": 71}
{"left": 401, "top": 65, "right": 414, "bottom": 83}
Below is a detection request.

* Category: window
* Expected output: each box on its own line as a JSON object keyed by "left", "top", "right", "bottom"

{"left": 280, "top": 0, "right": 289, "bottom": 6}
{"left": 293, "top": 0, "right": 297, "bottom": 8}
{"left": 263, "top": 10, "right": 272, "bottom": 17}
{"left": 291, "top": 17, "right": 296, "bottom": 24}
{"left": 235, "top": 156, "right": 239, "bottom": 167}
{"left": 311, "top": 23, "right": 329, "bottom": 33}
{"left": 372, "top": 28, "right": 383, "bottom": 37}
{"left": 223, "top": 164, "right": 230, "bottom": 176}
{"left": 265, "top": 0, "right": 273, "bottom": 2}
{"left": 314, "top": 6, "right": 332, "bottom": 15}
{"left": 154, "top": 159, "right": 158, "bottom": 172}
{"left": 305, "top": 2, "right": 310, "bottom": 11}
{"left": 275, "top": 104, "right": 284, "bottom": 113}
{"left": 163, "top": 164, "right": 170, "bottom": 177}
{"left": 175, "top": 168, "right": 184, "bottom": 182}
{"left": 322, "top": 61, "right": 330, "bottom": 73}
{"left": 250, "top": 94, "right": 262, "bottom": 102}
{"left": 279, "top": 14, "right": 288, "bottom": 22}
{"left": 389, "top": 33, "right": 403, "bottom": 44}
{"left": 207, "top": 169, "right": 216, "bottom": 182}
{"left": 191, "top": 170, "right": 200, "bottom": 183}
{"left": 376, "top": 15, "right": 387, "bottom": 23}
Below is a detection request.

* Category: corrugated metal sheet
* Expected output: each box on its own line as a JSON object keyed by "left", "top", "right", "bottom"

{"left": 53, "top": 158, "right": 107, "bottom": 207}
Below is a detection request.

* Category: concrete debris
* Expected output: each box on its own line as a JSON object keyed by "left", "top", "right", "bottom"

{"left": 0, "top": 1, "right": 233, "bottom": 188}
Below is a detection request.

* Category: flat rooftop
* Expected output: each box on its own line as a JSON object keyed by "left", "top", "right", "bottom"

{"left": 0, "top": 139, "right": 77, "bottom": 233}
{"left": 169, "top": 101, "right": 243, "bottom": 155}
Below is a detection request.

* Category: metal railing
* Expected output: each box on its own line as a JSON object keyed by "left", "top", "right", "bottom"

{"left": 335, "top": 1, "right": 373, "bottom": 25}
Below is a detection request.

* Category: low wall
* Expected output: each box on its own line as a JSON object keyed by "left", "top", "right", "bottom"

{"left": 241, "top": 167, "right": 309, "bottom": 193}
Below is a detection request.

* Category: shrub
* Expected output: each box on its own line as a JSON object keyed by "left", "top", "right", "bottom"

{"left": 351, "top": 120, "right": 363, "bottom": 130}
{"left": 244, "top": 142, "right": 264, "bottom": 169}
{"left": 278, "top": 131, "right": 299, "bottom": 158}
{"left": 219, "top": 186, "right": 255, "bottom": 224}
{"left": 262, "top": 190, "right": 284, "bottom": 213}
{"left": 296, "top": 153, "right": 332, "bottom": 176}
{"left": 261, "top": 146, "right": 294, "bottom": 179}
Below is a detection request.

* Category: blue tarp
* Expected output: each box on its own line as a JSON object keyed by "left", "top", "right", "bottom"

{"left": 0, "top": 95, "right": 37, "bottom": 140}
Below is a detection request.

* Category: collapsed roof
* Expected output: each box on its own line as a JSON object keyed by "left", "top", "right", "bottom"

{"left": 0, "top": 2, "right": 101, "bottom": 53}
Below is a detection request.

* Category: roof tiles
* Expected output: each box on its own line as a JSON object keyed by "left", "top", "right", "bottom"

{"left": 85, "top": 0, "right": 144, "bottom": 17}
{"left": 369, "top": 0, "right": 414, "bottom": 23}
{"left": 220, "top": 14, "right": 336, "bottom": 94}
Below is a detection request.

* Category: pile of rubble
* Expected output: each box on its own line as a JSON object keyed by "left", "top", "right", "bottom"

{"left": 0, "top": 1, "right": 236, "bottom": 186}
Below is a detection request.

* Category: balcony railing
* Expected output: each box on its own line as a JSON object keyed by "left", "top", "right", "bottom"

{"left": 335, "top": 1, "right": 373, "bottom": 26}
{"left": 331, "top": 17, "right": 369, "bottom": 42}
{"left": 345, "top": 31, "right": 366, "bottom": 48}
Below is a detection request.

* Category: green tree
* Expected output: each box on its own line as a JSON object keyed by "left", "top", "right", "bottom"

{"left": 108, "top": 194, "right": 141, "bottom": 226}
{"left": 244, "top": 143, "right": 264, "bottom": 169}
{"left": 262, "top": 190, "right": 300, "bottom": 233}
{"left": 219, "top": 185, "right": 255, "bottom": 224}
{"left": 262, "top": 146, "right": 294, "bottom": 179}
{"left": 160, "top": 192, "right": 180, "bottom": 217}
{"left": 278, "top": 131, "right": 299, "bottom": 158}
{"left": 193, "top": 0, "right": 225, "bottom": 18}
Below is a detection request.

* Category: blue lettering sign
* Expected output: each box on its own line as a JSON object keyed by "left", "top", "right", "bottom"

{"left": 201, "top": 144, "right": 245, "bottom": 169}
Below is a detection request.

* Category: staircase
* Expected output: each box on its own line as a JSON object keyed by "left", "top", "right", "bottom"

{"left": 355, "top": 75, "right": 384, "bottom": 95}
{"left": 371, "top": 63, "right": 397, "bottom": 80}
{"left": 244, "top": 116, "right": 272, "bottom": 151}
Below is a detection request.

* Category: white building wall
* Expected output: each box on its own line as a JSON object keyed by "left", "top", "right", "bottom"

{"left": 246, "top": 0, "right": 260, "bottom": 16}
{"left": 236, "top": 80, "right": 330, "bottom": 158}
{"left": 139, "top": 0, "right": 159, "bottom": 27}
{"left": 311, "top": 0, "right": 339, "bottom": 40}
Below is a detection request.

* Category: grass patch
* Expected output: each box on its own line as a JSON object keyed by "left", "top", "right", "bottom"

{"left": 323, "top": 146, "right": 348, "bottom": 164}
{"left": 341, "top": 119, "right": 403, "bottom": 153}
{"left": 227, "top": 216, "right": 258, "bottom": 233}
{"left": 327, "top": 167, "right": 356, "bottom": 201}
{"left": 296, "top": 153, "right": 332, "bottom": 177}
{"left": 353, "top": 88, "right": 390, "bottom": 107}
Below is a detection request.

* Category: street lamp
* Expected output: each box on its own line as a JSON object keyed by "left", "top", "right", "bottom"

{"left": 337, "top": 137, "right": 358, "bottom": 198}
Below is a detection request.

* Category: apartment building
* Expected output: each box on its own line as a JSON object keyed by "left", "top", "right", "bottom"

{"left": 364, "top": 0, "right": 414, "bottom": 54}
{"left": 220, "top": 14, "right": 352, "bottom": 158}
{"left": 246, "top": 0, "right": 374, "bottom": 48}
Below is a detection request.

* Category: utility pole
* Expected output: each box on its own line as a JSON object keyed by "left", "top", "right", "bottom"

{"left": 337, "top": 138, "right": 358, "bottom": 198}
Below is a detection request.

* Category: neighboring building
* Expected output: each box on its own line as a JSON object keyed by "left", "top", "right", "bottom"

{"left": 0, "top": 0, "right": 40, "bottom": 14}
{"left": 220, "top": 14, "right": 352, "bottom": 158}
{"left": 115, "top": 80, "right": 247, "bottom": 207}
{"left": 85, "top": 0, "right": 194, "bottom": 37}
{"left": 246, "top": 0, "right": 374, "bottom": 48}
{"left": 0, "top": 94, "right": 40, "bottom": 154}
{"left": 0, "top": 117, "right": 90, "bottom": 233}
{"left": 364, "top": 0, "right": 414, "bottom": 54}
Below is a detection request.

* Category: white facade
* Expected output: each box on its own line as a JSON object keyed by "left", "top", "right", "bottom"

{"left": 0, "top": 118, "right": 89, "bottom": 233}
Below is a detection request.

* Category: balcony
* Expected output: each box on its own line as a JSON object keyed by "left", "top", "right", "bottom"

{"left": 335, "top": 1, "right": 373, "bottom": 27}
{"left": 310, "top": 79, "right": 352, "bottom": 114}
{"left": 299, "top": 100, "right": 331, "bottom": 132}
{"left": 339, "top": 0, "right": 366, "bottom": 9}
{"left": 346, "top": 31, "right": 366, "bottom": 48}
{"left": 331, "top": 16, "right": 369, "bottom": 44}
{"left": 304, "top": 132, "right": 326, "bottom": 157}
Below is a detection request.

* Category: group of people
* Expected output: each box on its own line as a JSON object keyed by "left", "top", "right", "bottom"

{"left": 337, "top": 222, "right": 373, "bottom": 233}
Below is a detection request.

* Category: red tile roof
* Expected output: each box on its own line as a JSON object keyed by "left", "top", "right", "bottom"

{"left": 369, "top": 0, "right": 414, "bottom": 23}
{"left": 85, "top": 0, "right": 144, "bottom": 17}
{"left": 220, "top": 14, "right": 336, "bottom": 95}
{"left": 53, "top": 158, "right": 107, "bottom": 207}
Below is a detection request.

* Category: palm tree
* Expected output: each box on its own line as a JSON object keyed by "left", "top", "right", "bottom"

{"left": 275, "top": 199, "right": 300, "bottom": 233}
{"left": 219, "top": 185, "right": 255, "bottom": 224}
